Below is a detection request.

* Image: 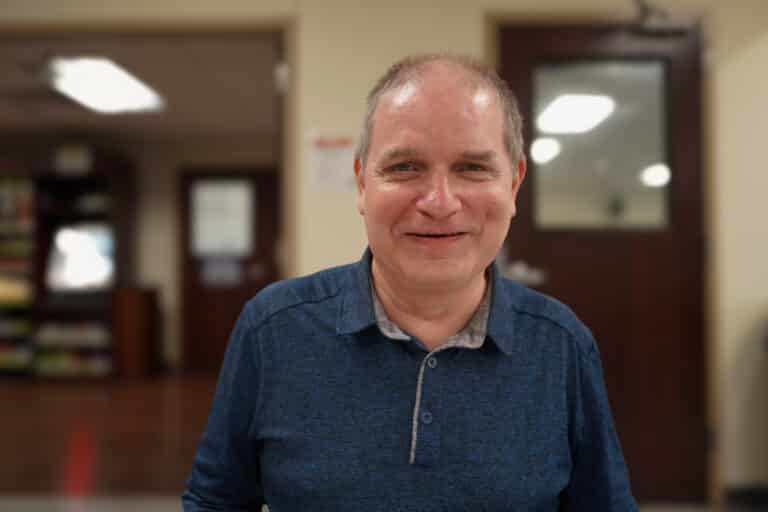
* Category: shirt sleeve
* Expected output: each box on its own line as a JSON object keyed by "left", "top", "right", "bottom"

{"left": 562, "top": 334, "right": 639, "bottom": 511}
{"left": 182, "top": 302, "right": 265, "bottom": 511}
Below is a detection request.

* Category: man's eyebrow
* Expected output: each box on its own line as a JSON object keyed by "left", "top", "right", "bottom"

{"left": 381, "top": 147, "right": 420, "bottom": 162}
{"left": 459, "top": 150, "right": 497, "bottom": 161}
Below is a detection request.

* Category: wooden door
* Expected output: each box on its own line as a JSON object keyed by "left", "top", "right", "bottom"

{"left": 499, "top": 25, "right": 706, "bottom": 502}
{"left": 181, "top": 169, "right": 280, "bottom": 374}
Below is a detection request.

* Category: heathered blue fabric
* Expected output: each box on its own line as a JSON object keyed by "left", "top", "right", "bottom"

{"left": 183, "top": 250, "right": 638, "bottom": 511}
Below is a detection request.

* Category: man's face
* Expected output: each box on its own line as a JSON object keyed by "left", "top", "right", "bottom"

{"left": 355, "top": 64, "right": 526, "bottom": 291}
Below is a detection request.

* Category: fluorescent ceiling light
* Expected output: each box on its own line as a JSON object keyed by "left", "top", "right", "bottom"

{"left": 48, "top": 57, "right": 165, "bottom": 114}
{"left": 537, "top": 94, "right": 615, "bottom": 134}
{"left": 530, "top": 137, "right": 562, "bottom": 165}
{"left": 639, "top": 163, "right": 671, "bottom": 188}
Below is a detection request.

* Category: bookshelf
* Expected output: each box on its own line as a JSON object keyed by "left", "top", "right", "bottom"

{"left": 0, "top": 175, "right": 36, "bottom": 374}
{"left": 30, "top": 148, "right": 135, "bottom": 378}
{"left": 0, "top": 147, "right": 137, "bottom": 378}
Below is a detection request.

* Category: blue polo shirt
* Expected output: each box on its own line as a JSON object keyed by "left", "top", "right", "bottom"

{"left": 183, "top": 250, "right": 638, "bottom": 511}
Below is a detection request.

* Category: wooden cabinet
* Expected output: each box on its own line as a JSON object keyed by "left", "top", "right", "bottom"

{"left": 113, "top": 287, "right": 160, "bottom": 378}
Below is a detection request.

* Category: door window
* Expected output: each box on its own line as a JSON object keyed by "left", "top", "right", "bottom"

{"left": 532, "top": 60, "right": 668, "bottom": 229}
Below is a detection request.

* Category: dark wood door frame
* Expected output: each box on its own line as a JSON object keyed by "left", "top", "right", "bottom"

{"left": 499, "top": 24, "right": 707, "bottom": 502}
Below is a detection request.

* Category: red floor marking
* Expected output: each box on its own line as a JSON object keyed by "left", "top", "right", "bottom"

{"left": 61, "top": 422, "right": 96, "bottom": 498}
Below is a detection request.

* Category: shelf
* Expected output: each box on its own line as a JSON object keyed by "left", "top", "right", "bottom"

{"left": 0, "top": 319, "right": 32, "bottom": 335}
{"left": 0, "top": 248, "right": 33, "bottom": 259}
{"left": 0, "top": 302, "right": 33, "bottom": 310}
{"left": 0, "top": 260, "right": 32, "bottom": 275}
{"left": 35, "top": 344, "right": 111, "bottom": 352}
{"left": 36, "top": 296, "right": 110, "bottom": 312}
{"left": 37, "top": 173, "right": 109, "bottom": 186}
{"left": 0, "top": 275, "right": 33, "bottom": 305}
{"left": 0, "top": 228, "right": 34, "bottom": 239}
{"left": 0, "top": 336, "right": 31, "bottom": 345}
{"left": 0, "top": 344, "right": 33, "bottom": 370}
{"left": 33, "top": 351, "right": 111, "bottom": 377}
{"left": 35, "top": 321, "right": 111, "bottom": 350}
{"left": 42, "top": 212, "right": 111, "bottom": 225}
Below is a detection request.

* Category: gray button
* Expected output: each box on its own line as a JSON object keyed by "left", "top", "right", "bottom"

{"left": 420, "top": 411, "right": 433, "bottom": 424}
{"left": 427, "top": 357, "right": 438, "bottom": 368}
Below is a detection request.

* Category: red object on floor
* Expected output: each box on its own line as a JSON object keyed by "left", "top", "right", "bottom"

{"left": 61, "top": 423, "right": 96, "bottom": 497}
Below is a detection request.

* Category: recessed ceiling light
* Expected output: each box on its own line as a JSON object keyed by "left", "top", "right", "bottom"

{"left": 48, "top": 57, "right": 165, "bottom": 114}
{"left": 639, "top": 163, "right": 671, "bottom": 188}
{"left": 530, "top": 137, "right": 562, "bottom": 165}
{"left": 537, "top": 94, "right": 615, "bottom": 134}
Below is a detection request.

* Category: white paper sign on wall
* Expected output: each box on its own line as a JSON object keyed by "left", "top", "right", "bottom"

{"left": 311, "top": 136, "right": 356, "bottom": 190}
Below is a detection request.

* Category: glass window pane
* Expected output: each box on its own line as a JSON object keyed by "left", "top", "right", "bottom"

{"left": 532, "top": 60, "right": 668, "bottom": 229}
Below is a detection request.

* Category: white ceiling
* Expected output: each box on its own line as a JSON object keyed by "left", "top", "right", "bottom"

{"left": 0, "top": 32, "right": 281, "bottom": 143}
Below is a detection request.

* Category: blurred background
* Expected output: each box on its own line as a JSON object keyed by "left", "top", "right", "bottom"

{"left": 0, "top": 0, "right": 766, "bottom": 511}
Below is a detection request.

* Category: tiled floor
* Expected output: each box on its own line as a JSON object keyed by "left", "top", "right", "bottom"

{"left": 0, "top": 376, "right": 214, "bottom": 496}
{"left": 0, "top": 500, "right": 718, "bottom": 511}
{"left": 0, "top": 498, "right": 181, "bottom": 512}
{"left": 0, "top": 377, "right": 734, "bottom": 511}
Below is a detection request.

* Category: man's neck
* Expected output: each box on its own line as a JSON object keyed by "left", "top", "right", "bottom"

{"left": 370, "top": 259, "right": 488, "bottom": 351}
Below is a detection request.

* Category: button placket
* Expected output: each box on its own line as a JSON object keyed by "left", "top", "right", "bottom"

{"left": 409, "top": 351, "right": 444, "bottom": 466}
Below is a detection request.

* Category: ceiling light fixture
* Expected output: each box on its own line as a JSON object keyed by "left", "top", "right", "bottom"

{"left": 537, "top": 94, "right": 615, "bottom": 134}
{"left": 530, "top": 137, "right": 562, "bottom": 165}
{"left": 48, "top": 57, "right": 165, "bottom": 114}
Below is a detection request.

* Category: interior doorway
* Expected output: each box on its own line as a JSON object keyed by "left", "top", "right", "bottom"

{"left": 498, "top": 24, "right": 707, "bottom": 502}
{"left": 180, "top": 169, "right": 281, "bottom": 374}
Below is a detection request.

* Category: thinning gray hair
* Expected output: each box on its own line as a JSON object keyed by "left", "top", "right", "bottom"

{"left": 356, "top": 53, "right": 525, "bottom": 169}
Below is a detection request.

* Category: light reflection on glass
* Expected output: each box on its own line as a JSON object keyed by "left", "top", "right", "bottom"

{"left": 536, "top": 94, "right": 615, "bottom": 134}
{"left": 531, "top": 137, "right": 562, "bottom": 165}
{"left": 46, "top": 223, "right": 114, "bottom": 291}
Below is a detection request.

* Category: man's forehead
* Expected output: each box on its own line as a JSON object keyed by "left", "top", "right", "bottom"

{"left": 379, "top": 80, "right": 498, "bottom": 119}
{"left": 380, "top": 146, "right": 501, "bottom": 162}
{"left": 381, "top": 61, "right": 496, "bottom": 104}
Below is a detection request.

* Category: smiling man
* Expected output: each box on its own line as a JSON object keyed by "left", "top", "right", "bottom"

{"left": 183, "top": 54, "right": 638, "bottom": 511}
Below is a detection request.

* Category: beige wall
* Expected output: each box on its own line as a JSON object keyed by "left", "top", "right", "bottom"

{"left": 2, "top": 0, "right": 768, "bottom": 492}
{"left": 709, "top": 1, "right": 768, "bottom": 485}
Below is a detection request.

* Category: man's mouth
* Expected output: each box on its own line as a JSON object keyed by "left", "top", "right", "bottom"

{"left": 409, "top": 232, "right": 466, "bottom": 238}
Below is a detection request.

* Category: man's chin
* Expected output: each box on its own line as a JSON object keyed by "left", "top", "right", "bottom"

{"left": 399, "top": 263, "right": 478, "bottom": 290}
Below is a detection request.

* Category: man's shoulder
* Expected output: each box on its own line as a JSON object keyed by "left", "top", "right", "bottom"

{"left": 241, "top": 262, "right": 355, "bottom": 328}
{"left": 495, "top": 276, "right": 596, "bottom": 352}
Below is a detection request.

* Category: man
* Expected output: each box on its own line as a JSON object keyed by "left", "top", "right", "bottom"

{"left": 183, "top": 54, "right": 638, "bottom": 511}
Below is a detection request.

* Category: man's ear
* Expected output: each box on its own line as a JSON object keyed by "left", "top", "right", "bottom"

{"left": 510, "top": 158, "right": 527, "bottom": 218}
{"left": 514, "top": 158, "right": 527, "bottom": 191}
{"left": 354, "top": 157, "right": 365, "bottom": 215}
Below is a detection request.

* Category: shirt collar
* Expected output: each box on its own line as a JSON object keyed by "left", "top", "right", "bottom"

{"left": 337, "top": 247, "right": 517, "bottom": 356}
{"left": 336, "top": 248, "right": 378, "bottom": 335}
{"left": 485, "top": 262, "right": 517, "bottom": 356}
{"left": 371, "top": 272, "right": 491, "bottom": 350}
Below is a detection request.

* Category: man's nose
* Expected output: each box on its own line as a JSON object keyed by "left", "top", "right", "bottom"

{"left": 415, "top": 173, "right": 461, "bottom": 218}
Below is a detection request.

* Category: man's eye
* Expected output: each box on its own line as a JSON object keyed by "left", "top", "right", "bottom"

{"left": 460, "top": 162, "right": 487, "bottom": 172}
{"left": 390, "top": 162, "right": 418, "bottom": 173}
